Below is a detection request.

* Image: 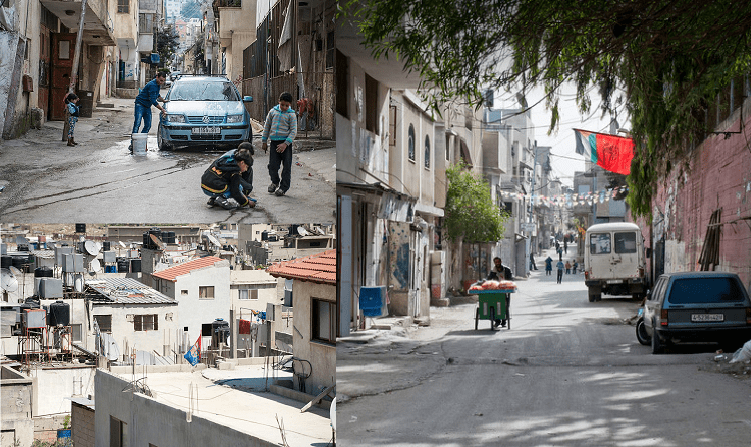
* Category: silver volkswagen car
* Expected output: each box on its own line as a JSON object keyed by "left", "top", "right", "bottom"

{"left": 157, "top": 75, "right": 253, "bottom": 150}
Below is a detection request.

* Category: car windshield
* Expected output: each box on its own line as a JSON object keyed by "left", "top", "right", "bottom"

{"left": 168, "top": 81, "right": 239, "bottom": 101}
{"left": 668, "top": 277, "right": 746, "bottom": 304}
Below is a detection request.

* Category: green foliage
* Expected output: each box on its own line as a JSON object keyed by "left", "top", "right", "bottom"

{"left": 344, "top": 0, "right": 751, "bottom": 219}
{"left": 156, "top": 25, "right": 180, "bottom": 68}
{"left": 444, "top": 163, "right": 509, "bottom": 243}
{"left": 63, "top": 414, "right": 70, "bottom": 429}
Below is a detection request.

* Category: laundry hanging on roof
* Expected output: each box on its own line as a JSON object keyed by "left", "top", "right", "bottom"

{"left": 239, "top": 319, "right": 251, "bottom": 335}
{"left": 574, "top": 128, "right": 634, "bottom": 175}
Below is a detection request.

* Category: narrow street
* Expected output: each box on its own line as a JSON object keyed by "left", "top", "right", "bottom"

{"left": 337, "top": 246, "right": 751, "bottom": 446}
{"left": 0, "top": 97, "right": 335, "bottom": 223}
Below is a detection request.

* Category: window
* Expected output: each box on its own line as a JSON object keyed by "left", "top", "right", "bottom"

{"left": 71, "top": 324, "right": 82, "bottom": 342}
{"left": 202, "top": 323, "right": 212, "bottom": 336}
{"left": 407, "top": 124, "right": 415, "bottom": 161}
{"left": 199, "top": 286, "right": 214, "bottom": 299}
{"left": 134, "top": 315, "right": 158, "bottom": 331}
{"left": 117, "top": 0, "right": 129, "bottom": 13}
{"left": 94, "top": 315, "right": 112, "bottom": 333}
{"left": 424, "top": 135, "right": 431, "bottom": 169}
{"left": 239, "top": 289, "right": 258, "bottom": 300}
{"left": 614, "top": 232, "right": 637, "bottom": 253}
{"left": 668, "top": 278, "right": 745, "bottom": 304}
{"left": 312, "top": 298, "right": 336, "bottom": 344}
{"left": 110, "top": 416, "right": 126, "bottom": 447}
{"left": 589, "top": 233, "right": 611, "bottom": 254}
{"left": 181, "top": 289, "right": 188, "bottom": 295}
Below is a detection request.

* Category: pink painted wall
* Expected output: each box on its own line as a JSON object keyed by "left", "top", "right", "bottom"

{"left": 636, "top": 105, "right": 751, "bottom": 290}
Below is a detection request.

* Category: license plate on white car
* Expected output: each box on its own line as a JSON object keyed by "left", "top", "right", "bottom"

{"left": 691, "top": 314, "right": 724, "bottom": 322}
{"left": 192, "top": 127, "right": 220, "bottom": 134}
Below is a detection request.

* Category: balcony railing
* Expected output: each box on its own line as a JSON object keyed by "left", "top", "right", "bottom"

{"left": 215, "top": 0, "right": 241, "bottom": 7}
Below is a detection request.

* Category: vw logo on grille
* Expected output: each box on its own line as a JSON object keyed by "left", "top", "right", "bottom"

{"left": 202, "top": 115, "right": 210, "bottom": 124}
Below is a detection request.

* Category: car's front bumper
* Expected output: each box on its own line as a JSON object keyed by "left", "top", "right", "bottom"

{"left": 161, "top": 124, "right": 250, "bottom": 146}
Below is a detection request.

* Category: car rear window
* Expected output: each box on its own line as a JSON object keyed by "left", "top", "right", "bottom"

{"left": 614, "top": 232, "right": 637, "bottom": 253}
{"left": 667, "top": 278, "right": 746, "bottom": 304}
{"left": 168, "top": 81, "right": 239, "bottom": 101}
{"left": 589, "top": 233, "right": 611, "bottom": 254}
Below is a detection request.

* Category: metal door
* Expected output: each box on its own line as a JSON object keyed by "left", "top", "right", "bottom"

{"left": 38, "top": 26, "right": 51, "bottom": 117}
{"left": 50, "top": 33, "right": 76, "bottom": 120}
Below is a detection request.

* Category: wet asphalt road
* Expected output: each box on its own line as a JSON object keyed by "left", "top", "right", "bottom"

{"left": 0, "top": 98, "right": 335, "bottom": 223}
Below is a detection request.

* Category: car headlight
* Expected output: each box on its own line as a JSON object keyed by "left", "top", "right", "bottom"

{"left": 226, "top": 114, "right": 244, "bottom": 123}
{"left": 167, "top": 114, "right": 186, "bottom": 123}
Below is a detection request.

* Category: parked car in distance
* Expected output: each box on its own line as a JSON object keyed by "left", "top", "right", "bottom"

{"left": 584, "top": 222, "right": 647, "bottom": 302}
{"left": 157, "top": 75, "right": 253, "bottom": 151}
{"left": 638, "top": 272, "right": 751, "bottom": 354}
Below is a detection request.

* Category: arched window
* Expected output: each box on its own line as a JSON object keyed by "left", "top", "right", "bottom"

{"left": 424, "top": 135, "right": 431, "bottom": 169}
{"left": 408, "top": 124, "right": 415, "bottom": 161}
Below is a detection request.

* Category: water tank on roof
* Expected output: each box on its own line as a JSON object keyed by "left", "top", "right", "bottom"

{"left": 1, "top": 256, "right": 11, "bottom": 268}
{"left": 75, "top": 223, "right": 86, "bottom": 233}
{"left": 48, "top": 301, "right": 70, "bottom": 327}
{"left": 261, "top": 231, "right": 268, "bottom": 241}
{"left": 34, "top": 267, "right": 54, "bottom": 278}
{"left": 103, "top": 241, "right": 111, "bottom": 251}
{"left": 117, "top": 258, "right": 130, "bottom": 273}
{"left": 130, "top": 258, "right": 142, "bottom": 273}
{"left": 211, "top": 319, "right": 230, "bottom": 347}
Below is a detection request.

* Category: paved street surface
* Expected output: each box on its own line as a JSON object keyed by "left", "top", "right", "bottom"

{"left": 337, "top": 246, "right": 751, "bottom": 446}
{"left": 0, "top": 97, "right": 335, "bottom": 223}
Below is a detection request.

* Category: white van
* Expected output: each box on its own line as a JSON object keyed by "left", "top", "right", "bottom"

{"left": 584, "top": 222, "right": 647, "bottom": 302}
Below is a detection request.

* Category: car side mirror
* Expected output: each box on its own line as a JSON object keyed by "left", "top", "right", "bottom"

{"left": 645, "top": 289, "right": 652, "bottom": 300}
{"left": 243, "top": 96, "right": 253, "bottom": 103}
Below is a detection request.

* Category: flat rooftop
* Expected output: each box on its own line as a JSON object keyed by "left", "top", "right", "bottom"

{"left": 115, "top": 363, "right": 332, "bottom": 445}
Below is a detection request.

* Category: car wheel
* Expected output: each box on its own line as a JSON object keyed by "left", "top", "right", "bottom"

{"left": 636, "top": 317, "right": 651, "bottom": 345}
{"left": 157, "top": 124, "right": 172, "bottom": 151}
{"left": 651, "top": 328, "right": 665, "bottom": 354}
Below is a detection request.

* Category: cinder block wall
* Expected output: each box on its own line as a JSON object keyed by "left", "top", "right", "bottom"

{"left": 72, "top": 402, "right": 95, "bottom": 447}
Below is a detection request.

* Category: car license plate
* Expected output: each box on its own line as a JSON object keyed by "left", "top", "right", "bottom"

{"left": 607, "top": 280, "right": 622, "bottom": 284}
{"left": 192, "top": 127, "right": 220, "bottom": 135}
{"left": 691, "top": 314, "right": 724, "bottom": 322}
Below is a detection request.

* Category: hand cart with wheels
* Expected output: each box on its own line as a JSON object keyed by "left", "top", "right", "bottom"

{"left": 469, "top": 289, "right": 516, "bottom": 330}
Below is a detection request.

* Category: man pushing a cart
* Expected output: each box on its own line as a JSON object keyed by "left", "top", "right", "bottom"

{"left": 487, "top": 257, "right": 513, "bottom": 327}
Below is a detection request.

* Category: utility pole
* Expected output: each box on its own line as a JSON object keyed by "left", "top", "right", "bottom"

{"left": 62, "top": 0, "right": 88, "bottom": 141}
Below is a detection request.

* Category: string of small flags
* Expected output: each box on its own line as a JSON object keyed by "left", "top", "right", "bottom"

{"left": 499, "top": 186, "right": 630, "bottom": 206}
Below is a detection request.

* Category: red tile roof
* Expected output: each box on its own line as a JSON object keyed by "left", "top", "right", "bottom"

{"left": 152, "top": 256, "right": 225, "bottom": 282}
{"left": 266, "top": 249, "right": 336, "bottom": 285}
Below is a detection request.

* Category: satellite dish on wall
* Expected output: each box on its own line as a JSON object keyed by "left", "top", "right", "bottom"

{"left": 119, "top": 241, "right": 126, "bottom": 248}
{"left": 90, "top": 259, "right": 101, "bottom": 273}
{"left": 1, "top": 269, "right": 18, "bottom": 292}
{"left": 8, "top": 266, "right": 22, "bottom": 277}
{"left": 297, "top": 227, "right": 310, "bottom": 236}
{"left": 15, "top": 236, "right": 29, "bottom": 247}
{"left": 84, "top": 241, "right": 99, "bottom": 256}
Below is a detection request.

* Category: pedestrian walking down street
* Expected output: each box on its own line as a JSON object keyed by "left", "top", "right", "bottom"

{"left": 556, "top": 260, "right": 564, "bottom": 284}
{"left": 65, "top": 93, "right": 80, "bottom": 147}
{"left": 564, "top": 239, "right": 568, "bottom": 254}
{"left": 545, "top": 256, "right": 553, "bottom": 276}
{"left": 557, "top": 246, "right": 563, "bottom": 261}
{"left": 262, "top": 92, "right": 297, "bottom": 197}
{"left": 573, "top": 261, "right": 579, "bottom": 274}
{"left": 530, "top": 252, "right": 538, "bottom": 270}
{"left": 133, "top": 71, "right": 168, "bottom": 134}
{"left": 201, "top": 143, "right": 257, "bottom": 210}
{"left": 565, "top": 260, "right": 572, "bottom": 274}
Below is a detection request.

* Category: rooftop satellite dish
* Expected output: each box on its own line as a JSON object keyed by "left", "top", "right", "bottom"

{"left": 119, "top": 241, "right": 126, "bottom": 248}
{"left": 48, "top": 241, "right": 56, "bottom": 249}
{"left": 90, "top": 259, "right": 101, "bottom": 273}
{"left": 8, "top": 266, "right": 22, "bottom": 277}
{"left": 1, "top": 269, "right": 18, "bottom": 292}
{"left": 84, "top": 240, "right": 99, "bottom": 256}
{"left": 515, "top": 92, "right": 528, "bottom": 110}
{"left": 297, "top": 227, "right": 310, "bottom": 236}
{"left": 15, "top": 236, "right": 29, "bottom": 246}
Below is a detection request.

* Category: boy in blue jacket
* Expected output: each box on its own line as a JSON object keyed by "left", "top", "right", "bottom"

{"left": 262, "top": 92, "right": 297, "bottom": 196}
{"left": 65, "top": 93, "right": 80, "bottom": 146}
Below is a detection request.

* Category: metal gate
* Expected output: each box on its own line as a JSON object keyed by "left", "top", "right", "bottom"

{"left": 50, "top": 33, "right": 77, "bottom": 121}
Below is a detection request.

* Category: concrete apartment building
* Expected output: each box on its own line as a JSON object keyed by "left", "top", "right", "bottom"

{"left": 151, "top": 256, "right": 231, "bottom": 352}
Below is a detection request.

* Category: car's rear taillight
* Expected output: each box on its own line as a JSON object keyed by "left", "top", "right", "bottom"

{"left": 746, "top": 307, "right": 751, "bottom": 324}
{"left": 661, "top": 309, "right": 668, "bottom": 326}
{"left": 584, "top": 271, "right": 589, "bottom": 280}
{"left": 638, "top": 267, "right": 645, "bottom": 277}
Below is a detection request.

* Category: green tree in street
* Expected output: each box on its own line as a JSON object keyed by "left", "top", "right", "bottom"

{"left": 344, "top": 0, "right": 751, "bottom": 219}
{"left": 444, "top": 162, "right": 509, "bottom": 243}
{"left": 156, "top": 25, "right": 180, "bottom": 69}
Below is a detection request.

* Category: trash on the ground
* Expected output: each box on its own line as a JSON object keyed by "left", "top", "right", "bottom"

{"left": 730, "top": 339, "right": 751, "bottom": 363}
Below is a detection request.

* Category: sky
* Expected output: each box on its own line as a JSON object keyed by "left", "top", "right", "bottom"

{"left": 493, "top": 84, "right": 630, "bottom": 187}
